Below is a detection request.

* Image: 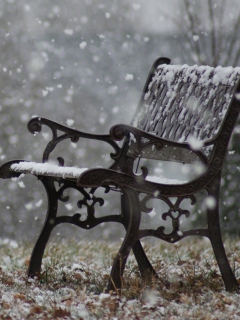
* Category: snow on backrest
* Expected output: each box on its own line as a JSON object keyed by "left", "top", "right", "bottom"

{"left": 132, "top": 64, "right": 240, "bottom": 143}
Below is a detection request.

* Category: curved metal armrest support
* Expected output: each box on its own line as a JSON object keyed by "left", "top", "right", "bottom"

{"left": 110, "top": 124, "right": 208, "bottom": 165}
{"left": 0, "top": 160, "right": 27, "bottom": 179}
{"left": 28, "top": 117, "right": 120, "bottom": 163}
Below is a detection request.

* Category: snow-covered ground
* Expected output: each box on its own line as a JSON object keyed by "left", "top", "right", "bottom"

{"left": 0, "top": 237, "right": 240, "bottom": 319}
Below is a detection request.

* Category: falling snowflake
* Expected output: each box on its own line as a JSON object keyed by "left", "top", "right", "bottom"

{"left": 79, "top": 42, "right": 87, "bottom": 49}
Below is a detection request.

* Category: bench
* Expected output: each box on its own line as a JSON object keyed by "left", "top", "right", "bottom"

{"left": 1, "top": 57, "right": 240, "bottom": 293}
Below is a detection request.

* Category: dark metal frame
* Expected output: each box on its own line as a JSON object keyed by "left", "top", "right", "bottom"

{"left": 1, "top": 57, "right": 240, "bottom": 292}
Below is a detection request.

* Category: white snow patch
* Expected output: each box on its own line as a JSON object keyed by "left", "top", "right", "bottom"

{"left": 168, "top": 267, "right": 182, "bottom": 284}
{"left": 64, "top": 29, "right": 74, "bottom": 35}
{"left": 18, "top": 181, "right": 25, "bottom": 188}
{"left": 133, "top": 3, "right": 141, "bottom": 10}
{"left": 99, "top": 293, "right": 111, "bottom": 301}
{"left": 42, "top": 132, "right": 50, "bottom": 140}
{"left": 193, "top": 35, "right": 199, "bottom": 41}
{"left": 46, "top": 87, "right": 54, "bottom": 92}
{"left": 93, "top": 55, "right": 100, "bottom": 62}
{"left": 79, "top": 41, "right": 87, "bottom": 49}
{"left": 160, "top": 307, "right": 166, "bottom": 315}
{"left": 25, "top": 202, "right": 33, "bottom": 211}
{"left": 0, "top": 238, "right": 18, "bottom": 248}
{"left": 71, "top": 142, "right": 77, "bottom": 148}
{"left": 235, "top": 93, "right": 240, "bottom": 100}
{"left": 35, "top": 199, "right": 43, "bottom": 207}
{"left": 2, "top": 293, "right": 13, "bottom": 303}
{"left": 10, "top": 241, "right": 19, "bottom": 249}
{"left": 143, "top": 290, "right": 159, "bottom": 307}
{"left": 65, "top": 203, "right": 73, "bottom": 211}
{"left": 3, "top": 256, "right": 11, "bottom": 266}
{"left": 66, "top": 119, "right": 74, "bottom": 126}
{"left": 146, "top": 175, "right": 186, "bottom": 184}
{"left": 204, "top": 196, "right": 217, "bottom": 209}
{"left": 125, "top": 73, "right": 134, "bottom": 81}
{"left": 193, "top": 163, "right": 206, "bottom": 175}
{"left": 148, "top": 208, "right": 157, "bottom": 218}
{"left": 24, "top": 4, "right": 31, "bottom": 11}
{"left": 71, "top": 263, "right": 84, "bottom": 271}
{"left": 187, "top": 135, "right": 204, "bottom": 151}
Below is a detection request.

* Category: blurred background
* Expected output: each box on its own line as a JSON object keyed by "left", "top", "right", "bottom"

{"left": 0, "top": 0, "right": 240, "bottom": 243}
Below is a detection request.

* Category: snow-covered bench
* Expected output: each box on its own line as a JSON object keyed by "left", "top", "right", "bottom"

{"left": 1, "top": 57, "right": 240, "bottom": 293}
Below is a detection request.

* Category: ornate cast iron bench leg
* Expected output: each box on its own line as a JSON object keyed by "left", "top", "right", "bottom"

{"left": 207, "top": 173, "right": 239, "bottom": 292}
{"left": 107, "top": 187, "right": 141, "bottom": 292}
{"left": 27, "top": 177, "right": 58, "bottom": 277}
{"left": 27, "top": 176, "right": 147, "bottom": 291}
{"left": 121, "top": 193, "right": 157, "bottom": 278}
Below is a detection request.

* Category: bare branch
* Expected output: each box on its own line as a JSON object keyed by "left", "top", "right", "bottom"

{"left": 183, "top": 0, "right": 206, "bottom": 64}
{"left": 208, "top": 0, "right": 217, "bottom": 65}
{"left": 156, "top": 4, "right": 205, "bottom": 65}
{"left": 222, "top": 12, "right": 240, "bottom": 66}
{"left": 159, "top": 0, "right": 240, "bottom": 67}
{"left": 155, "top": 7, "right": 191, "bottom": 35}
{"left": 217, "top": 0, "right": 227, "bottom": 58}
{"left": 232, "top": 44, "right": 240, "bottom": 67}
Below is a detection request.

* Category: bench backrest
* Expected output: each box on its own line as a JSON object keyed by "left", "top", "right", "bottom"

{"left": 130, "top": 58, "right": 240, "bottom": 164}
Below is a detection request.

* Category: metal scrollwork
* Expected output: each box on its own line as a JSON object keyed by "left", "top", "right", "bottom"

{"left": 140, "top": 194, "right": 196, "bottom": 240}
{"left": 76, "top": 191, "right": 105, "bottom": 226}
{"left": 54, "top": 182, "right": 122, "bottom": 229}
{"left": 27, "top": 117, "right": 121, "bottom": 163}
{"left": 110, "top": 124, "right": 165, "bottom": 158}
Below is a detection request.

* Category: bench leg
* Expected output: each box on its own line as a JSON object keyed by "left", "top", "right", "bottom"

{"left": 208, "top": 210, "right": 239, "bottom": 292}
{"left": 132, "top": 241, "right": 157, "bottom": 277}
{"left": 28, "top": 178, "right": 58, "bottom": 277}
{"left": 207, "top": 175, "right": 239, "bottom": 292}
{"left": 121, "top": 192, "right": 157, "bottom": 277}
{"left": 107, "top": 187, "right": 141, "bottom": 292}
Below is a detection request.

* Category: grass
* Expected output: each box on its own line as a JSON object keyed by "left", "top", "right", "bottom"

{"left": 0, "top": 237, "right": 240, "bottom": 319}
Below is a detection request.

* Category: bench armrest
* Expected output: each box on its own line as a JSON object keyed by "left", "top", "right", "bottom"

{"left": 28, "top": 117, "right": 120, "bottom": 163}
{"left": 110, "top": 124, "right": 208, "bottom": 165}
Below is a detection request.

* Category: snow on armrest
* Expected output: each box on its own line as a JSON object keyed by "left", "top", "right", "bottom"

{"left": 10, "top": 162, "right": 89, "bottom": 179}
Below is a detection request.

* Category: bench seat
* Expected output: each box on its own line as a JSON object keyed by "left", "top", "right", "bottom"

{"left": 10, "top": 161, "right": 187, "bottom": 185}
